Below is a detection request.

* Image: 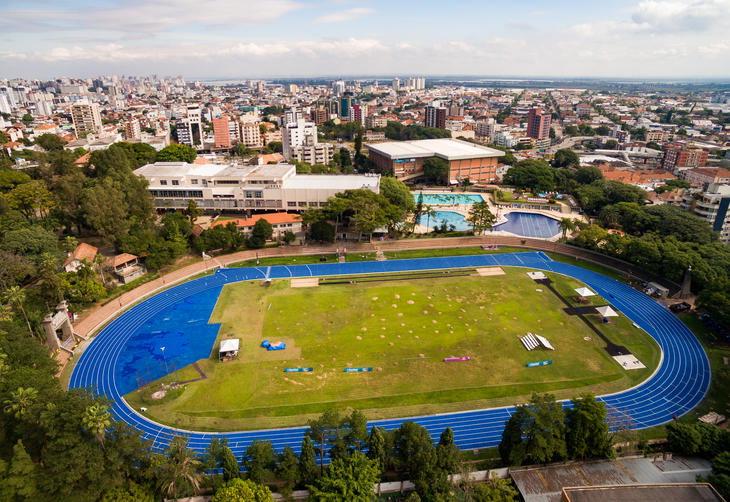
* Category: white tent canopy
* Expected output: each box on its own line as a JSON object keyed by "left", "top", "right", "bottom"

{"left": 596, "top": 305, "right": 619, "bottom": 317}
{"left": 574, "top": 287, "right": 596, "bottom": 297}
{"left": 219, "top": 338, "right": 240, "bottom": 360}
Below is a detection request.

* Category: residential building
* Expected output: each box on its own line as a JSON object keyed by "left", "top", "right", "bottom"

{"left": 211, "top": 212, "right": 303, "bottom": 238}
{"left": 367, "top": 138, "right": 504, "bottom": 184}
{"left": 681, "top": 167, "right": 730, "bottom": 187}
{"left": 290, "top": 135, "right": 334, "bottom": 165}
{"left": 176, "top": 104, "right": 204, "bottom": 149}
{"left": 392, "top": 78, "right": 401, "bottom": 91}
{"left": 240, "top": 120, "right": 263, "bottom": 148}
{"left": 71, "top": 101, "right": 103, "bottom": 138}
{"left": 662, "top": 143, "right": 709, "bottom": 171}
{"left": 366, "top": 115, "right": 388, "bottom": 129}
{"left": 123, "top": 118, "right": 141, "bottom": 140}
{"left": 63, "top": 243, "right": 99, "bottom": 273}
{"left": 475, "top": 119, "right": 497, "bottom": 141}
{"left": 646, "top": 129, "right": 672, "bottom": 142}
{"left": 212, "top": 116, "right": 233, "bottom": 148}
{"left": 133, "top": 162, "right": 380, "bottom": 212}
{"left": 682, "top": 183, "right": 730, "bottom": 243}
{"left": 364, "top": 130, "right": 386, "bottom": 142}
{"left": 310, "top": 107, "right": 329, "bottom": 126}
{"left": 351, "top": 104, "right": 367, "bottom": 125}
{"left": 424, "top": 104, "right": 447, "bottom": 129}
{"left": 526, "top": 107, "right": 551, "bottom": 140}
{"left": 494, "top": 131, "right": 516, "bottom": 148}
{"left": 282, "top": 119, "right": 318, "bottom": 160}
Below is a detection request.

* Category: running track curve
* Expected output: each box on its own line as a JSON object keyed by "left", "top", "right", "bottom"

{"left": 69, "top": 251, "right": 710, "bottom": 456}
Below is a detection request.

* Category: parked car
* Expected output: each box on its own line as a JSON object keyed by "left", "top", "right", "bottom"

{"left": 669, "top": 302, "right": 692, "bottom": 313}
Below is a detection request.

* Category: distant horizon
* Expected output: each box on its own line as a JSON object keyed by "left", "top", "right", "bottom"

{"left": 2, "top": 0, "right": 729, "bottom": 80}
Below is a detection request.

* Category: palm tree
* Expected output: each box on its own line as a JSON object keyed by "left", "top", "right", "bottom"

{"left": 423, "top": 205, "right": 437, "bottom": 233}
{"left": 559, "top": 217, "right": 576, "bottom": 240}
{"left": 3, "top": 387, "right": 38, "bottom": 419}
{"left": 2, "top": 286, "right": 34, "bottom": 338}
{"left": 93, "top": 253, "right": 109, "bottom": 287}
{"left": 82, "top": 403, "right": 111, "bottom": 447}
{"left": 157, "top": 437, "right": 204, "bottom": 499}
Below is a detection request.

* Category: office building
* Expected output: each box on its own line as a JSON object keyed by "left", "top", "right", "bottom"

{"left": 283, "top": 108, "right": 304, "bottom": 125}
{"left": 425, "top": 104, "right": 447, "bottom": 129}
{"left": 176, "top": 104, "right": 204, "bottom": 149}
{"left": 134, "top": 162, "right": 380, "bottom": 212}
{"left": 475, "top": 119, "right": 497, "bottom": 141}
{"left": 392, "top": 78, "right": 401, "bottom": 91}
{"left": 526, "top": 107, "right": 551, "bottom": 140}
{"left": 282, "top": 119, "right": 318, "bottom": 160}
{"left": 71, "top": 101, "right": 103, "bottom": 138}
{"left": 367, "top": 138, "right": 504, "bottom": 184}
{"left": 339, "top": 95, "right": 353, "bottom": 120}
{"left": 332, "top": 80, "right": 346, "bottom": 96}
{"left": 351, "top": 104, "right": 367, "bottom": 125}
{"left": 123, "top": 118, "right": 142, "bottom": 140}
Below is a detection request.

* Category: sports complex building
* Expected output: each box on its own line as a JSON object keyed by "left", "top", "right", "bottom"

{"left": 366, "top": 138, "right": 504, "bottom": 184}
{"left": 133, "top": 161, "right": 380, "bottom": 212}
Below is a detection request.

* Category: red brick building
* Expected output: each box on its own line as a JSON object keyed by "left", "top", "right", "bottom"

{"left": 662, "top": 143, "right": 709, "bottom": 171}
{"left": 366, "top": 138, "right": 504, "bottom": 184}
{"left": 526, "top": 108, "right": 551, "bottom": 140}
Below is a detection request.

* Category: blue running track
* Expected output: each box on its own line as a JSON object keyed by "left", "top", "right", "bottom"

{"left": 69, "top": 252, "right": 710, "bottom": 456}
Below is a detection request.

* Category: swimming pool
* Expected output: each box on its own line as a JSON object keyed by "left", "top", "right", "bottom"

{"left": 493, "top": 212, "right": 560, "bottom": 238}
{"left": 413, "top": 193, "right": 485, "bottom": 205}
{"left": 427, "top": 210, "right": 471, "bottom": 231}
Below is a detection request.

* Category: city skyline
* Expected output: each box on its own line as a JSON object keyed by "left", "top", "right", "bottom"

{"left": 2, "top": 0, "right": 730, "bottom": 79}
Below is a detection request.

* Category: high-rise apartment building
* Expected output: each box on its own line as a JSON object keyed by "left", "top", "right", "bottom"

{"left": 212, "top": 116, "right": 233, "bottom": 148}
{"left": 282, "top": 119, "right": 318, "bottom": 160}
{"left": 71, "top": 101, "right": 103, "bottom": 138}
{"left": 392, "top": 78, "right": 401, "bottom": 91}
{"left": 310, "top": 107, "right": 329, "bottom": 126}
{"left": 176, "top": 104, "right": 204, "bottom": 149}
{"left": 475, "top": 119, "right": 497, "bottom": 142}
{"left": 123, "top": 118, "right": 142, "bottom": 140}
{"left": 425, "top": 104, "right": 447, "bottom": 129}
{"left": 240, "top": 120, "right": 263, "bottom": 148}
{"left": 290, "top": 135, "right": 334, "bottom": 165}
{"left": 662, "top": 143, "right": 709, "bottom": 171}
{"left": 332, "top": 80, "right": 346, "bottom": 96}
{"left": 681, "top": 183, "right": 730, "bottom": 243}
{"left": 526, "top": 108, "right": 551, "bottom": 140}
{"left": 351, "top": 104, "right": 367, "bottom": 125}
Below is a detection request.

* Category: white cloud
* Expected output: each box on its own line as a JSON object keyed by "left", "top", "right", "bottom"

{"left": 631, "top": 0, "right": 730, "bottom": 32}
{"left": 315, "top": 7, "right": 373, "bottom": 23}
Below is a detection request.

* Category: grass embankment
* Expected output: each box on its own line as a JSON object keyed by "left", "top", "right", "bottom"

{"left": 127, "top": 268, "right": 659, "bottom": 431}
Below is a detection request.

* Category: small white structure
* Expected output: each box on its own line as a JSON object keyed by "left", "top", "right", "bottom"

{"left": 42, "top": 301, "right": 87, "bottom": 353}
{"left": 520, "top": 333, "right": 554, "bottom": 351}
{"left": 218, "top": 338, "right": 240, "bottom": 361}
{"left": 596, "top": 305, "right": 619, "bottom": 318}
{"left": 527, "top": 271, "right": 547, "bottom": 280}
{"left": 574, "top": 287, "right": 596, "bottom": 298}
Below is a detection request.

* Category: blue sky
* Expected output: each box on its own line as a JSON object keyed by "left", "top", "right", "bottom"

{"left": 1, "top": 0, "right": 729, "bottom": 79}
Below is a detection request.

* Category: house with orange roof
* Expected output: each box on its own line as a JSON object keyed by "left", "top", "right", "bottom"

{"left": 212, "top": 212, "right": 302, "bottom": 239}
{"left": 104, "top": 253, "right": 146, "bottom": 284}
{"left": 64, "top": 243, "right": 99, "bottom": 273}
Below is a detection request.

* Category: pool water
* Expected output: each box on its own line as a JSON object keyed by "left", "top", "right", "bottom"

{"left": 413, "top": 193, "right": 485, "bottom": 205}
{"left": 493, "top": 212, "right": 560, "bottom": 238}
{"left": 427, "top": 211, "right": 471, "bottom": 231}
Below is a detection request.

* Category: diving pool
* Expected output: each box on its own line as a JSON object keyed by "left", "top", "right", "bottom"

{"left": 494, "top": 212, "right": 560, "bottom": 238}
{"left": 414, "top": 193, "right": 485, "bottom": 205}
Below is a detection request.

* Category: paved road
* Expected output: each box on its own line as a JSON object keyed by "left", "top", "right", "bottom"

{"left": 69, "top": 251, "right": 710, "bottom": 457}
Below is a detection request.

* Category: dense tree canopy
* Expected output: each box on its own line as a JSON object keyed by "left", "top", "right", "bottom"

{"left": 156, "top": 143, "right": 197, "bottom": 163}
{"left": 503, "top": 159, "right": 555, "bottom": 192}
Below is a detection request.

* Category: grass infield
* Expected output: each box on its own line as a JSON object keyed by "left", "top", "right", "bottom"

{"left": 127, "top": 267, "right": 659, "bottom": 431}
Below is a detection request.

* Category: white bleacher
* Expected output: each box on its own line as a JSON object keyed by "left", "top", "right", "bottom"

{"left": 520, "top": 333, "right": 554, "bottom": 351}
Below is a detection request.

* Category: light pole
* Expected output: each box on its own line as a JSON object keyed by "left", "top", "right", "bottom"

{"left": 160, "top": 346, "right": 169, "bottom": 374}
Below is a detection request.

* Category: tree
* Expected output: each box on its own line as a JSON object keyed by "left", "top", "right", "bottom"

{"left": 82, "top": 403, "right": 111, "bottom": 447}
{"left": 156, "top": 144, "right": 196, "bottom": 163}
{"left": 709, "top": 451, "right": 730, "bottom": 501}
{"left": 423, "top": 157, "right": 449, "bottom": 185}
{"left": 21, "top": 113, "right": 33, "bottom": 126}
{"left": 437, "top": 427, "right": 461, "bottom": 473}
{"left": 395, "top": 422, "right": 450, "bottom": 499}
{"left": 308, "top": 220, "right": 335, "bottom": 243}
{"left": 552, "top": 148, "right": 580, "bottom": 168}
{"left": 308, "top": 409, "right": 344, "bottom": 474}
{"left": 101, "top": 482, "right": 155, "bottom": 502}
{"left": 248, "top": 218, "right": 273, "bottom": 249}
{"left": 503, "top": 160, "right": 556, "bottom": 193}
{"left": 156, "top": 436, "right": 204, "bottom": 499}
{"left": 2, "top": 286, "right": 34, "bottom": 338}
{"left": 558, "top": 218, "right": 576, "bottom": 240}
{"left": 1, "top": 440, "right": 40, "bottom": 500}
{"left": 338, "top": 147, "right": 352, "bottom": 171}
{"left": 186, "top": 199, "right": 202, "bottom": 226}
{"left": 308, "top": 452, "right": 380, "bottom": 502}
{"left": 574, "top": 166, "right": 603, "bottom": 185}
{"left": 467, "top": 201, "right": 496, "bottom": 235}
{"left": 299, "top": 435, "right": 319, "bottom": 485}
{"left": 5, "top": 180, "right": 56, "bottom": 220}
{"left": 276, "top": 446, "right": 300, "bottom": 496}
{"left": 666, "top": 422, "right": 703, "bottom": 456}
{"left": 3, "top": 386, "right": 39, "bottom": 419}
{"left": 379, "top": 176, "right": 415, "bottom": 225}
{"left": 243, "top": 440, "right": 276, "bottom": 484}
{"left": 470, "top": 478, "right": 519, "bottom": 501}
{"left": 35, "top": 133, "right": 66, "bottom": 151}
{"left": 499, "top": 393, "right": 566, "bottom": 466}
{"left": 282, "top": 230, "right": 296, "bottom": 245}
{"left": 565, "top": 394, "right": 612, "bottom": 460}
{"left": 211, "top": 478, "right": 274, "bottom": 502}
{"left": 366, "top": 426, "right": 388, "bottom": 471}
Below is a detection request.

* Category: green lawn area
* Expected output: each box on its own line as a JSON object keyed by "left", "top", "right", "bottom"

{"left": 126, "top": 268, "right": 659, "bottom": 431}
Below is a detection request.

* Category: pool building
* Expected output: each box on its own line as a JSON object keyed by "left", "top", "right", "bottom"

{"left": 367, "top": 138, "right": 504, "bottom": 184}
